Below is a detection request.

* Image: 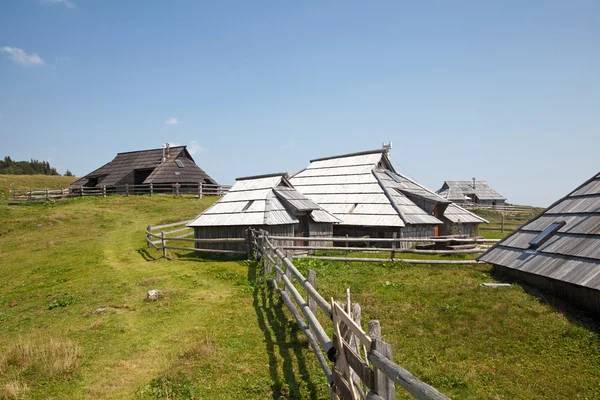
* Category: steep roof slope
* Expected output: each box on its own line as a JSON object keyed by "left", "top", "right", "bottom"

{"left": 187, "top": 173, "right": 339, "bottom": 227}
{"left": 290, "top": 149, "right": 486, "bottom": 227}
{"left": 71, "top": 146, "right": 216, "bottom": 187}
{"left": 437, "top": 180, "right": 506, "bottom": 202}
{"left": 478, "top": 172, "right": 600, "bottom": 290}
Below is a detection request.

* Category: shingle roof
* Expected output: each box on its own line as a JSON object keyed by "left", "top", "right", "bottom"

{"left": 437, "top": 180, "right": 506, "bottom": 202}
{"left": 291, "top": 149, "right": 485, "bottom": 227}
{"left": 71, "top": 146, "right": 216, "bottom": 187}
{"left": 478, "top": 172, "right": 600, "bottom": 290}
{"left": 187, "top": 173, "right": 340, "bottom": 227}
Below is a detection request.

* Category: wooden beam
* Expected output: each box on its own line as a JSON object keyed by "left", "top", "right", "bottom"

{"left": 368, "top": 350, "right": 450, "bottom": 400}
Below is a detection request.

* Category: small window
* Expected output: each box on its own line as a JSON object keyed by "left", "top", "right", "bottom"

{"left": 242, "top": 200, "right": 254, "bottom": 212}
{"left": 529, "top": 221, "right": 565, "bottom": 249}
{"left": 175, "top": 159, "right": 185, "bottom": 168}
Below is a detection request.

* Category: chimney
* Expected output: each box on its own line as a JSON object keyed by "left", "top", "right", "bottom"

{"left": 472, "top": 177, "right": 476, "bottom": 189}
{"left": 161, "top": 144, "right": 167, "bottom": 163}
{"left": 382, "top": 141, "right": 392, "bottom": 154}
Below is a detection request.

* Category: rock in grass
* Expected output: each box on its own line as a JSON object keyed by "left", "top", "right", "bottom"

{"left": 146, "top": 290, "right": 163, "bottom": 301}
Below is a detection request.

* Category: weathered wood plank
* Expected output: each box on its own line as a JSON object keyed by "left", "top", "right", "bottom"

{"left": 333, "top": 367, "right": 356, "bottom": 400}
{"left": 368, "top": 350, "right": 450, "bottom": 400}
{"left": 269, "top": 235, "right": 499, "bottom": 244}
{"left": 333, "top": 303, "right": 372, "bottom": 349}
{"left": 280, "top": 245, "right": 484, "bottom": 254}
{"left": 297, "top": 256, "right": 481, "bottom": 265}
{"left": 164, "top": 245, "right": 246, "bottom": 255}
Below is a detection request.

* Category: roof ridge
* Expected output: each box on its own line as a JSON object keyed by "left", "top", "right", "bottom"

{"left": 310, "top": 149, "right": 386, "bottom": 163}
{"left": 116, "top": 146, "right": 186, "bottom": 155}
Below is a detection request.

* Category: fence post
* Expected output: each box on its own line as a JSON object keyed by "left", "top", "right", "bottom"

{"left": 246, "top": 229, "right": 252, "bottom": 260}
{"left": 345, "top": 234, "right": 349, "bottom": 258}
{"left": 147, "top": 225, "right": 152, "bottom": 248}
{"left": 29, "top": 189, "right": 32, "bottom": 200}
{"left": 198, "top": 182, "right": 203, "bottom": 199}
{"left": 45, "top": 188, "right": 49, "bottom": 199}
{"left": 175, "top": 184, "right": 180, "bottom": 197}
{"left": 150, "top": 183, "right": 153, "bottom": 197}
{"left": 161, "top": 232, "right": 167, "bottom": 258}
{"left": 308, "top": 269, "right": 317, "bottom": 316}
{"left": 501, "top": 213, "right": 505, "bottom": 233}
{"left": 368, "top": 320, "right": 395, "bottom": 400}
{"left": 13, "top": 189, "right": 16, "bottom": 200}
{"left": 391, "top": 232, "right": 397, "bottom": 260}
{"left": 103, "top": 185, "right": 106, "bottom": 198}
{"left": 126, "top": 184, "right": 129, "bottom": 196}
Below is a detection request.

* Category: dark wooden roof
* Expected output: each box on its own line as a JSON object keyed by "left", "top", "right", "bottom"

{"left": 478, "top": 172, "right": 600, "bottom": 290}
{"left": 71, "top": 146, "right": 217, "bottom": 187}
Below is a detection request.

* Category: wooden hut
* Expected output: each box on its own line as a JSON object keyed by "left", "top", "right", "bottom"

{"left": 436, "top": 180, "right": 506, "bottom": 208}
{"left": 71, "top": 144, "right": 217, "bottom": 191}
{"left": 478, "top": 172, "right": 600, "bottom": 316}
{"left": 187, "top": 173, "right": 340, "bottom": 252}
{"left": 290, "top": 149, "right": 486, "bottom": 242}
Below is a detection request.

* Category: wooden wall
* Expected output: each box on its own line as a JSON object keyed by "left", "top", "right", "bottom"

{"left": 493, "top": 265, "right": 600, "bottom": 318}
{"left": 439, "top": 221, "right": 479, "bottom": 237}
{"left": 193, "top": 224, "right": 296, "bottom": 252}
{"left": 333, "top": 225, "right": 435, "bottom": 249}
{"left": 308, "top": 221, "right": 334, "bottom": 247}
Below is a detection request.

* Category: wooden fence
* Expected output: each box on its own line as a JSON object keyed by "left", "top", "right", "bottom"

{"left": 251, "top": 229, "right": 451, "bottom": 400}
{"left": 146, "top": 221, "right": 498, "bottom": 266}
{"left": 461, "top": 203, "right": 539, "bottom": 214}
{"left": 478, "top": 213, "right": 534, "bottom": 233}
{"left": 10, "top": 182, "right": 231, "bottom": 203}
{"left": 145, "top": 220, "right": 249, "bottom": 257}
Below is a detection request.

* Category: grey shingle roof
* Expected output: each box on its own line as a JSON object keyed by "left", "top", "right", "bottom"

{"left": 437, "top": 180, "right": 506, "bottom": 201}
{"left": 478, "top": 172, "right": 600, "bottom": 290}
{"left": 291, "top": 149, "right": 485, "bottom": 227}
{"left": 187, "top": 174, "right": 339, "bottom": 227}
{"left": 71, "top": 146, "right": 216, "bottom": 187}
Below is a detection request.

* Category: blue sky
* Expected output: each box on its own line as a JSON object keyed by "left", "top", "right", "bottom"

{"left": 0, "top": 0, "right": 598, "bottom": 207}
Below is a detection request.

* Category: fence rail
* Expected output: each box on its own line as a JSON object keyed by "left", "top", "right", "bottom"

{"left": 146, "top": 220, "right": 250, "bottom": 257}
{"left": 251, "top": 229, "right": 451, "bottom": 400}
{"left": 10, "top": 182, "right": 232, "bottom": 203}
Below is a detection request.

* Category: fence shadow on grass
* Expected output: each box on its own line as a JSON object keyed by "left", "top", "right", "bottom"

{"left": 248, "top": 260, "right": 322, "bottom": 399}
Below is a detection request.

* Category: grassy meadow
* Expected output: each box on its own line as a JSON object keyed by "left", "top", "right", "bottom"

{"left": 1, "top": 175, "right": 600, "bottom": 399}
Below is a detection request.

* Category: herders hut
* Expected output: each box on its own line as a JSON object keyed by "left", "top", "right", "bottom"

{"left": 436, "top": 179, "right": 506, "bottom": 208}
{"left": 187, "top": 173, "right": 340, "bottom": 252}
{"left": 289, "top": 149, "right": 487, "bottom": 242}
{"left": 478, "top": 172, "right": 600, "bottom": 316}
{"left": 71, "top": 144, "right": 217, "bottom": 191}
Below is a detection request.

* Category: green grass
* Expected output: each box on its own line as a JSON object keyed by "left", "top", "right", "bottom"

{"left": 1, "top": 176, "right": 600, "bottom": 399}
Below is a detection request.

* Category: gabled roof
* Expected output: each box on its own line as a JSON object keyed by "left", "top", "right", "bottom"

{"left": 71, "top": 146, "right": 216, "bottom": 187}
{"left": 290, "top": 149, "right": 486, "bottom": 227}
{"left": 437, "top": 180, "right": 506, "bottom": 201}
{"left": 478, "top": 172, "right": 600, "bottom": 290}
{"left": 187, "top": 173, "right": 340, "bottom": 227}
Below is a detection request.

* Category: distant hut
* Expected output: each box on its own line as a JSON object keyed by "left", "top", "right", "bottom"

{"left": 436, "top": 179, "right": 506, "bottom": 208}
{"left": 187, "top": 173, "right": 340, "bottom": 252}
{"left": 478, "top": 172, "right": 600, "bottom": 316}
{"left": 71, "top": 144, "right": 217, "bottom": 192}
{"left": 290, "top": 149, "right": 486, "bottom": 242}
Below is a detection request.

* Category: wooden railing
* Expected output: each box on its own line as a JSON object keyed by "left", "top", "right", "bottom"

{"left": 10, "top": 182, "right": 231, "bottom": 202}
{"left": 145, "top": 220, "right": 249, "bottom": 257}
{"left": 268, "top": 234, "right": 499, "bottom": 265}
{"left": 250, "top": 229, "right": 450, "bottom": 400}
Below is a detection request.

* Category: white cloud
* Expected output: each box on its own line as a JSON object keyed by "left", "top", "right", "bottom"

{"left": 281, "top": 140, "right": 296, "bottom": 149}
{"left": 187, "top": 141, "right": 204, "bottom": 156}
{"left": 42, "top": 0, "right": 75, "bottom": 8}
{"left": 0, "top": 47, "right": 45, "bottom": 66}
{"left": 165, "top": 117, "right": 179, "bottom": 126}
